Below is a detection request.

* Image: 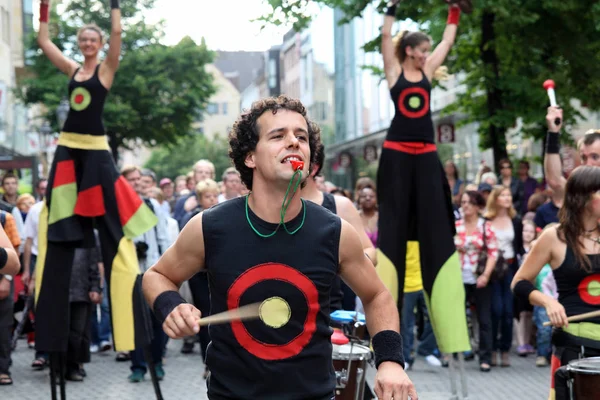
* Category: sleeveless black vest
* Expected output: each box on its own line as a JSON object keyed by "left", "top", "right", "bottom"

{"left": 203, "top": 196, "right": 341, "bottom": 399}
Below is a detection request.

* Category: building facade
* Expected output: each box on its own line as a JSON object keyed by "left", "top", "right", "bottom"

{"left": 192, "top": 63, "right": 240, "bottom": 140}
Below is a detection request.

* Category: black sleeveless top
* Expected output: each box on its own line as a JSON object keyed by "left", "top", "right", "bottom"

{"left": 62, "top": 64, "right": 108, "bottom": 136}
{"left": 387, "top": 70, "right": 435, "bottom": 143}
{"left": 203, "top": 197, "right": 341, "bottom": 400}
{"left": 553, "top": 246, "right": 600, "bottom": 324}
{"left": 321, "top": 193, "right": 337, "bottom": 214}
{"left": 320, "top": 193, "right": 342, "bottom": 314}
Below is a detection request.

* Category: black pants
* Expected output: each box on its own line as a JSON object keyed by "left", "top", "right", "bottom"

{"left": 377, "top": 145, "right": 457, "bottom": 312}
{"left": 67, "top": 302, "right": 92, "bottom": 373}
{"left": 188, "top": 272, "right": 211, "bottom": 361}
{"left": 377, "top": 143, "right": 468, "bottom": 354}
{"left": 464, "top": 283, "right": 493, "bottom": 364}
{"left": 0, "top": 291, "right": 13, "bottom": 375}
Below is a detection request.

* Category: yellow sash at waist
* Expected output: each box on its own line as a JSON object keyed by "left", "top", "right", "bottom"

{"left": 563, "top": 322, "right": 600, "bottom": 343}
{"left": 57, "top": 132, "right": 110, "bottom": 150}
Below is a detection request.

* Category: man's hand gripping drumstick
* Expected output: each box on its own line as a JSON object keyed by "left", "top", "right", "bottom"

{"left": 163, "top": 302, "right": 270, "bottom": 339}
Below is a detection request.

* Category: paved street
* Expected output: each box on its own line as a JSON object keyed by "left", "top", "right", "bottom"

{"left": 4, "top": 338, "right": 549, "bottom": 400}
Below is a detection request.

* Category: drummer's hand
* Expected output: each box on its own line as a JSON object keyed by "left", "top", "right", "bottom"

{"left": 374, "top": 361, "right": 418, "bottom": 400}
{"left": 162, "top": 303, "right": 201, "bottom": 339}
{"left": 546, "top": 106, "right": 563, "bottom": 133}
{"left": 544, "top": 298, "right": 568, "bottom": 328}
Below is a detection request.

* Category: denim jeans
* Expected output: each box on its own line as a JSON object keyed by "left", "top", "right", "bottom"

{"left": 90, "top": 285, "right": 111, "bottom": 345}
{"left": 465, "top": 283, "right": 493, "bottom": 364}
{"left": 401, "top": 290, "right": 438, "bottom": 363}
{"left": 533, "top": 306, "right": 552, "bottom": 358}
{"left": 0, "top": 283, "right": 14, "bottom": 374}
{"left": 491, "top": 269, "right": 514, "bottom": 352}
{"left": 130, "top": 312, "right": 167, "bottom": 373}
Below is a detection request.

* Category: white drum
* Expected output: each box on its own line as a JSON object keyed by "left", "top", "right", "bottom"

{"left": 332, "top": 343, "right": 371, "bottom": 400}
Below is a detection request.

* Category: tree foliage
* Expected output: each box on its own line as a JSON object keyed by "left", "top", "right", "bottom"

{"left": 258, "top": 0, "right": 600, "bottom": 167}
{"left": 144, "top": 134, "right": 233, "bottom": 181}
{"left": 17, "top": 0, "right": 216, "bottom": 159}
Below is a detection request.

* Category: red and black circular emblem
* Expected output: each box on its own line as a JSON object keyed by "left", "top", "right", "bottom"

{"left": 227, "top": 263, "right": 320, "bottom": 360}
{"left": 398, "top": 87, "right": 430, "bottom": 119}
{"left": 578, "top": 274, "right": 600, "bottom": 305}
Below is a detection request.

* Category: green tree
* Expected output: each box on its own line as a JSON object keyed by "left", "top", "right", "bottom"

{"left": 258, "top": 0, "right": 600, "bottom": 168}
{"left": 16, "top": 0, "right": 216, "bottom": 160}
{"left": 144, "top": 134, "right": 233, "bottom": 180}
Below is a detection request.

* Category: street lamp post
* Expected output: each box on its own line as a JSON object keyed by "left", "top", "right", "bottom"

{"left": 56, "top": 98, "right": 69, "bottom": 130}
{"left": 40, "top": 121, "right": 52, "bottom": 178}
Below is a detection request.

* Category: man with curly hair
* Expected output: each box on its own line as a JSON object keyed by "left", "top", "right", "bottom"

{"left": 143, "top": 96, "right": 417, "bottom": 400}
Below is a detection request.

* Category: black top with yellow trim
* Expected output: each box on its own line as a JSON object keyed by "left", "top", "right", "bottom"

{"left": 387, "top": 70, "right": 434, "bottom": 143}
{"left": 203, "top": 196, "right": 341, "bottom": 400}
{"left": 62, "top": 64, "right": 108, "bottom": 136}
{"left": 553, "top": 246, "right": 600, "bottom": 325}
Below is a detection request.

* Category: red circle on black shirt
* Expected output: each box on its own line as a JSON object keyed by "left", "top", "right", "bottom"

{"left": 227, "top": 263, "right": 320, "bottom": 360}
{"left": 398, "top": 87, "right": 430, "bottom": 119}
{"left": 579, "top": 274, "right": 600, "bottom": 305}
{"left": 75, "top": 94, "right": 84, "bottom": 104}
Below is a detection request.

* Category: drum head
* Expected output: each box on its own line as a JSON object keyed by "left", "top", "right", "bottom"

{"left": 333, "top": 343, "right": 372, "bottom": 360}
{"left": 567, "top": 357, "right": 600, "bottom": 374}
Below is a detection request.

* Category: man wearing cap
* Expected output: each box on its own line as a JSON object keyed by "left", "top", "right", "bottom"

{"left": 478, "top": 182, "right": 493, "bottom": 205}
{"left": 159, "top": 178, "right": 175, "bottom": 215}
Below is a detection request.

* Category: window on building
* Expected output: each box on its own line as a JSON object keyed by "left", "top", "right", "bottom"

{"left": 206, "top": 103, "right": 219, "bottom": 115}
{"left": 196, "top": 127, "right": 205, "bottom": 135}
{"left": 222, "top": 102, "right": 228, "bottom": 115}
{"left": 268, "top": 59, "right": 277, "bottom": 89}
{"left": 1, "top": 7, "right": 10, "bottom": 45}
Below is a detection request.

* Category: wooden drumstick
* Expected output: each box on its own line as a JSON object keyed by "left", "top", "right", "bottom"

{"left": 195, "top": 299, "right": 291, "bottom": 327}
{"left": 196, "top": 303, "right": 261, "bottom": 327}
{"left": 543, "top": 310, "right": 600, "bottom": 327}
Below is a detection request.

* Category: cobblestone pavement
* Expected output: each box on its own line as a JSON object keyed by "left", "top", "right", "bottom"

{"left": 4, "top": 339, "right": 549, "bottom": 400}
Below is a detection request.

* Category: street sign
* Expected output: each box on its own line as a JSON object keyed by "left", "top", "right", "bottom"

{"left": 338, "top": 151, "right": 352, "bottom": 168}
{"left": 364, "top": 144, "right": 378, "bottom": 162}
{"left": 437, "top": 123, "right": 455, "bottom": 143}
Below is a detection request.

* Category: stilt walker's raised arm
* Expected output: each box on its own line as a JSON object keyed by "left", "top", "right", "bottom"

{"left": 104, "top": 0, "right": 122, "bottom": 76}
{"left": 425, "top": 4, "right": 459, "bottom": 80}
{"left": 382, "top": 1, "right": 401, "bottom": 88}
{"left": 37, "top": 0, "right": 78, "bottom": 77}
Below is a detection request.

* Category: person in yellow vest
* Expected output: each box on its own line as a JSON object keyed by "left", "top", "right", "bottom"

{"left": 401, "top": 241, "right": 443, "bottom": 369}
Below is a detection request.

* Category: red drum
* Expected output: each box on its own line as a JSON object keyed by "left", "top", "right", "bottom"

{"left": 567, "top": 357, "right": 600, "bottom": 399}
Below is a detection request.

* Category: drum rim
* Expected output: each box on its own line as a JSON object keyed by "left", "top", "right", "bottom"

{"left": 332, "top": 343, "right": 372, "bottom": 360}
{"left": 567, "top": 356, "right": 600, "bottom": 374}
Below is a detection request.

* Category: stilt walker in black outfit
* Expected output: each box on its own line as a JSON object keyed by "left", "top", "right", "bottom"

{"left": 378, "top": 0, "right": 470, "bottom": 356}
{"left": 35, "top": 1, "right": 158, "bottom": 398}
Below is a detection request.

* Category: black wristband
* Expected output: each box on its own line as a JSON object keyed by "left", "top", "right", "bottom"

{"left": 372, "top": 330, "right": 405, "bottom": 369}
{"left": 385, "top": 4, "right": 397, "bottom": 17}
{"left": 546, "top": 131, "right": 560, "bottom": 154}
{"left": 110, "top": 0, "right": 120, "bottom": 9}
{"left": 0, "top": 248, "right": 7, "bottom": 272}
{"left": 513, "top": 280, "right": 536, "bottom": 304}
{"left": 153, "top": 290, "right": 186, "bottom": 324}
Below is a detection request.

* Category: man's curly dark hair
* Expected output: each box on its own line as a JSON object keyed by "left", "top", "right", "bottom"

{"left": 229, "top": 96, "right": 321, "bottom": 190}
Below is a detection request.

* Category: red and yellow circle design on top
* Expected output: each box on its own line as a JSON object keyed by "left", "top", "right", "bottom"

{"left": 397, "top": 87, "right": 430, "bottom": 119}
{"left": 70, "top": 87, "right": 92, "bottom": 111}
{"left": 578, "top": 274, "right": 600, "bottom": 305}
{"left": 227, "top": 263, "right": 320, "bottom": 361}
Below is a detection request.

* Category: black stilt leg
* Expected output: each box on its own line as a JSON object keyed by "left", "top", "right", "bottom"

{"left": 59, "top": 352, "right": 67, "bottom": 400}
{"left": 49, "top": 352, "right": 57, "bottom": 400}
{"left": 144, "top": 345, "right": 164, "bottom": 400}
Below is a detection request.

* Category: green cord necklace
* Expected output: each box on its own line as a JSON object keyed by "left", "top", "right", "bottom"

{"left": 245, "top": 168, "right": 306, "bottom": 238}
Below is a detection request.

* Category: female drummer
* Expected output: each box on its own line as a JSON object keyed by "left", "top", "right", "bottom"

{"left": 512, "top": 166, "right": 600, "bottom": 400}
{"left": 35, "top": 0, "right": 156, "bottom": 356}
{"left": 378, "top": 0, "right": 469, "bottom": 353}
